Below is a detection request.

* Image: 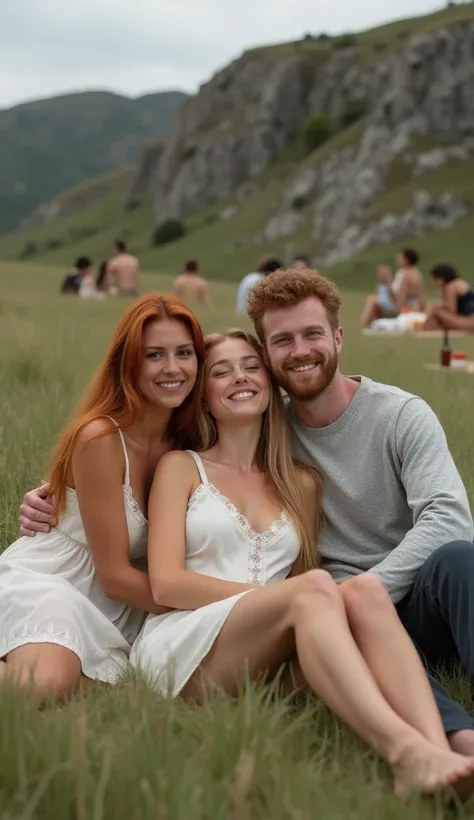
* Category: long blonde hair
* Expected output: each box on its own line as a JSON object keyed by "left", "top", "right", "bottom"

{"left": 198, "top": 329, "right": 322, "bottom": 572}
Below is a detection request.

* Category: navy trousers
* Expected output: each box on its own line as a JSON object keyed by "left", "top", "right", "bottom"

{"left": 397, "top": 540, "right": 474, "bottom": 734}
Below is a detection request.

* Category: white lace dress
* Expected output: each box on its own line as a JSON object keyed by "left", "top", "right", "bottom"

{"left": 130, "top": 450, "right": 300, "bottom": 696}
{"left": 0, "top": 424, "right": 148, "bottom": 683}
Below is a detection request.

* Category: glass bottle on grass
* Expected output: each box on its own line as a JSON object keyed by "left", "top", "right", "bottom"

{"left": 440, "top": 329, "right": 451, "bottom": 367}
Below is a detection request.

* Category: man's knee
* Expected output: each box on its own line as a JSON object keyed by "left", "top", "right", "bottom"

{"left": 423, "top": 540, "right": 474, "bottom": 576}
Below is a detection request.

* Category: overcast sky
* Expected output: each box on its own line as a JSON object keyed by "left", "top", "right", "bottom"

{"left": 1, "top": 0, "right": 443, "bottom": 109}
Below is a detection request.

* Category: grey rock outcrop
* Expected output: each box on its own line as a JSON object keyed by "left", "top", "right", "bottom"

{"left": 412, "top": 143, "right": 471, "bottom": 176}
{"left": 322, "top": 190, "right": 467, "bottom": 266}
{"left": 128, "top": 15, "right": 474, "bottom": 255}
{"left": 139, "top": 54, "right": 313, "bottom": 221}
{"left": 263, "top": 210, "right": 302, "bottom": 241}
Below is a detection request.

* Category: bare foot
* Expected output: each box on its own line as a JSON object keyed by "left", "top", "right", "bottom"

{"left": 392, "top": 737, "right": 474, "bottom": 802}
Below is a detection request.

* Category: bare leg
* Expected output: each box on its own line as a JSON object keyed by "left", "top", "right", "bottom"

{"left": 360, "top": 296, "right": 381, "bottom": 327}
{"left": 428, "top": 307, "right": 474, "bottom": 332}
{"left": 423, "top": 313, "right": 442, "bottom": 331}
{"left": 2, "top": 644, "right": 86, "bottom": 702}
{"left": 181, "top": 571, "right": 474, "bottom": 798}
{"left": 341, "top": 576, "right": 448, "bottom": 747}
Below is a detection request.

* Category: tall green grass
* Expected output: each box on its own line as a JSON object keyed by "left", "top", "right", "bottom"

{"left": 1, "top": 262, "right": 474, "bottom": 817}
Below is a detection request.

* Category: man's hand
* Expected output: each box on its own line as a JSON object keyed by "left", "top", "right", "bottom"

{"left": 19, "top": 482, "right": 56, "bottom": 537}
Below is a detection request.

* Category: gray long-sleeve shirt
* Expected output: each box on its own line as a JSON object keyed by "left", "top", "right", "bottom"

{"left": 287, "top": 376, "right": 474, "bottom": 603}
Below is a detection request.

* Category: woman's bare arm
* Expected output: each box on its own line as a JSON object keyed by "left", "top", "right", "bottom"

{"left": 72, "top": 420, "right": 164, "bottom": 614}
{"left": 147, "top": 451, "right": 256, "bottom": 610}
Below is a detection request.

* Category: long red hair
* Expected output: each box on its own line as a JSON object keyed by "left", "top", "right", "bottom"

{"left": 48, "top": 293, "right": 205, "bottom": 515}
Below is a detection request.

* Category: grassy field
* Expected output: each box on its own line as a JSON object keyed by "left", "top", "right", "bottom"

{"left": 1, "top": 261, "right": 474, "bottom": 818}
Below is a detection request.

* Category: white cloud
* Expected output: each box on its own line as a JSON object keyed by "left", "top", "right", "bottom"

{"left": 1, "top": 0, "right": 441, "bottom": 107}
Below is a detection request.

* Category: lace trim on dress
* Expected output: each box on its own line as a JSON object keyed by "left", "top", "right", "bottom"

{"left": 123, "top": 485, "right": 148, "bottom": 529}
{"left": 1, "top": 626, "right": 125, "bottom": 684}
{"left": 188, "top": 483, "right": 290, "bottom": 585}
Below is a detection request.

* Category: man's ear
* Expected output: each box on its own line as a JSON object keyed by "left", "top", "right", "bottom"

{"left": 335, "top": 326, "right": 343, "bottom": 354}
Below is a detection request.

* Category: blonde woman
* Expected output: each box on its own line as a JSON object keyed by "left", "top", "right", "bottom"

{"left": 131, "top": 330, "right": 474, "bottom": 798}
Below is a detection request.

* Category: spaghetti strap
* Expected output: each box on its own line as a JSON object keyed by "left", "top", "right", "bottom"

{"left": 185, "top": 450, "right": 209, "bottom": 485}
{"left": 107, "top": 417, "right": 130, "bottom": 486}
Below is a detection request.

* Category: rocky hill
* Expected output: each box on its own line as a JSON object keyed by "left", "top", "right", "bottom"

{"left": 0, "top": 90, "right": 188, "bottom": 235}
{"left": 128, "top": 4, "right": 474, "bottom": 266}
{"left": 1, "top": 4, "right": 474, "bottom": 287}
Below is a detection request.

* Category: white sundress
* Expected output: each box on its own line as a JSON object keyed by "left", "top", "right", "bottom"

{"left": 130, "top": 450, "right": 301, "bottom": 696}
{"left": 0, "top": 421, "right": 148, "bottom": 683}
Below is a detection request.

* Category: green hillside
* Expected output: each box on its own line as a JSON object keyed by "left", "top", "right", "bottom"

{"left": 1, "top": 4, "right": 474, "bottom": 291}
{"left": 0, "top": 90, "right": 188, "bottom": 234}
{"left": 1, "top": 128, "right": 473, "bottom": 295}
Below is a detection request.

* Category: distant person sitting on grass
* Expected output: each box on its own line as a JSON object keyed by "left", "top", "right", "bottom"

{"left": 174, "top": 260, "right": 213, "bottom": 307}
{"left": 61, "top": 257, "right": 91, "bottom": 295}
{"left": 292, "top": 255, "right": 311, "bottom": 271}
{"left": 423, "top": 264, "right": 474, "bottom": 333}
{"left": 95, "top": 261, "right": 109, "bottom": 294}
{"left": 235, "top": 257, "right": 283, "bottom": 314}
{"left": 360, "top": 265, "right": 399, "bottom": 326}
{"left": 105, "top": 240, "right": 140, "bottom": 297}
{"left": 361, "top": 250, "right": 425, "bottom": 327}
{"left": 79, "top": 262, "right": 105, "bottom": 300}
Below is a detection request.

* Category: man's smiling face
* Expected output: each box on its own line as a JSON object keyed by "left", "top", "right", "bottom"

{"left": 261, "top": 296, "right": 343, "bottom": 401}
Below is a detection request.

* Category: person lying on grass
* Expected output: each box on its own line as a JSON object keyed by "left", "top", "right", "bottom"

{"left": 21, "top": 269, "right": 474, "bottom": 763}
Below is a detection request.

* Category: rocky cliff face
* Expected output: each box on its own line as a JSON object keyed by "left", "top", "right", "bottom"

{"left": 133, "top": 53, "right": 314, "bottom": 220}
{"left": 130, "top": 16, "right": 474, "bottom": 262}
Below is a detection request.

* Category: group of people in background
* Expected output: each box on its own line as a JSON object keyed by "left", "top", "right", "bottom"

{"left": 361, "top": 247, "right": 474, "bottom": 333}
{"left": 61, "top": 240, "right": 474, "bottom": 334}
{"left": 61, "top": 240, "right": 140, "bottom": 300}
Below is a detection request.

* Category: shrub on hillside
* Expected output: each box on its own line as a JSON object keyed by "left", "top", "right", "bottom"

{"left": 334, "top": 34, "right": 358, "bottom": 49}
{"left": 292, "top": 195, "right": 307, "bottom": 210}
{"left": 152, "top": 219, "right": 186, "bottom": 247}
{"left": 301, "top": 114, "right": 336, "bottom": 153}
{"left": 45, "top": 238, "right": 63, "bottom": 251}
{"left": 183, "top": 145, "right": 196, "bottom": 161}
{"left": 18, "top": 241, "right": 38, "bottom": 260}
{"left": 339, "top": 101, "right": 367, "bottom": 129}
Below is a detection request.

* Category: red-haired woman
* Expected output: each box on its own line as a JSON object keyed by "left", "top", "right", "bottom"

{"left": 0, "top": 294, "right": 204, "bottom": 700}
